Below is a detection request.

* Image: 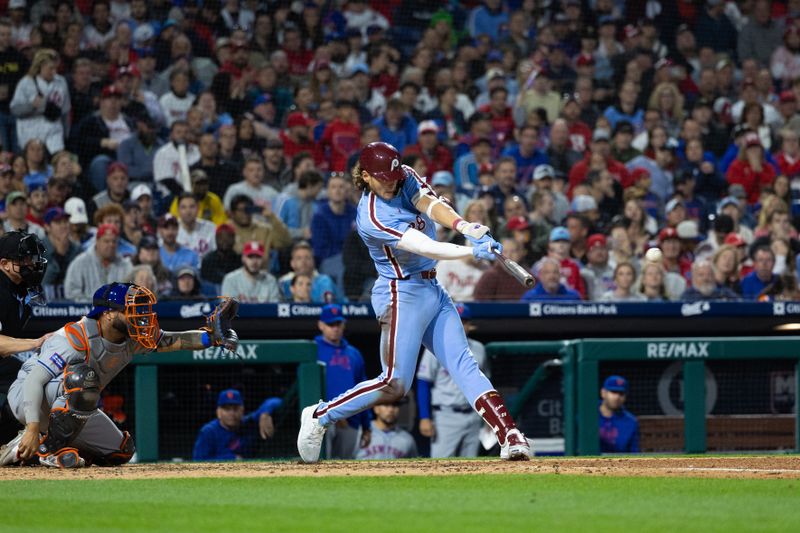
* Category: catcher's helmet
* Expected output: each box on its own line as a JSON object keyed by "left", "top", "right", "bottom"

{"left": 87, "top": 282, "right": 159, "bottom": 349}
{"left": 359, "top": 142, "right": 405, "bottom": 182}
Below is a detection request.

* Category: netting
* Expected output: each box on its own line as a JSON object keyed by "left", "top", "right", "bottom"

{"left": 2, "top": 1, "right": 794, "bottom": 305}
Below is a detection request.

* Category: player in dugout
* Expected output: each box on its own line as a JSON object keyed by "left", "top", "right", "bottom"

{"left": 192, "top": 388, "right": 282, "bottom": 461}
{"left": 0, "top": 282, "right": 239, "bottom": 468}
{"left": 599, "top": 375, "right": 640, "bottom": 453}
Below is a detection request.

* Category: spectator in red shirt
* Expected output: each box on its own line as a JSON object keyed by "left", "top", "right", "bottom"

{"left": 478, "top": 86, "right": 515, "bottom": 147}
{"left": 320, "top": 99, "right": 361, "bottom": 172}
{"left": 658, "top": 227, "right": 693, "bottom": 280}
{"left": 561, "top": 93, "right": 592, "bottom": 154}
{"left": 280, "top": 112, "right": 322, "bottom": 165}
{"left": 726, "top": 132, "right": 776, "bottom": 204}
{"left": 538, "top": 225, "right": 587, "bottom": 299}
{"left": 568, "top": 129, "right": 631, "bottom": 195}
{"left": 775, "top": 128, "right": 800, "bottom": 179}
{"left": 403, "top": 120, "right": 454, "bottom": 178}
{"left": 282, "top": 24, "right": 313, "bottom": 76}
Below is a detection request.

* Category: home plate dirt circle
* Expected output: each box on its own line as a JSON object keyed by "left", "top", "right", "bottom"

{"left": 2, "top": 456, "right": 800, "bottom": 480}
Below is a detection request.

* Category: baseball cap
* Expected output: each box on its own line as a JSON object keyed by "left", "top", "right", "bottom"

{"left": 575, "top": 53, "right": 595, "bottom": 67}
{"left": 677, "top": 220, "right": 700, "bottom": 240}
{"left": 131, "top": 183, "right": 152, "bottom": 201}
{"left": 217, "top": 389, "right": 243, "bottom": 407}
{"left": 486, "top": 50, "right": 503, "bottom": 63}
{"left": 506, "top": 216, "right": 531, "bottom": 232}
{"left": 190, "top": 169, "right": 209, "bottom": 183}
{"left": 138, "top": 233, "right": 159, "bottom": 249}
{"left": 101, "top": 85, "right": 123, "bottom": 99}
{"left": 658, "top": 227, "right": 679, "bottom": 243}
{"left": 533, "top": 164, "right": 555, "bottom": 181}
{"left": 176, "top": 265, "right": 197, "bottom": 278}
{"left": 96, "top": 223, "right": 119, "bottom": 239}
{"left": 216, "top": 223, "right": 235, "bottom": 235}
{"left": 116, "top": 64, "right": 141, "bottom": 79}
{"left": 724, "top": 232, "right": 746, "bottom": 247}
{"left": 123, "top": 199, "right": 140, "bottom": 212}
{"left": 571, "top": 195, "right": 598, "bottom": 213}
{"left": 592, "top": 128, "right": 610, "bottom": 142}
{"left": 5, "top": 190, "right": 26, "bottom": 205}
{"left": 64, "top": 197, "right": 89, "bottom": 224}
{"left": 320, "top": 303, "right": 345, "bottom": 324}
{"left": 613, "top": 121, "right": 634, "bottom": 136}
{"left": 417, "top": 120, "right": 439, "bottom": 135}
{"left": 630, "top": 167, "right": 650, "bottom": 182}
{"left": 728, "top": 184, "right": 747, "bottom": 199}
{"left": 603, "top": 375, "right": 628, "bottom": 393}
{"left": 286, "top": 112, "right": 310, "bottom": 129}
{"left": 24, "top": 172, "right": 47, "bottom": 191}
{"left": 587, "top": 234, "right": 607, "bottom": 249}
{"left": 243, "top": 240, "right": 265, "bottom": 257}
{"left": 486, "top": 67, "right": 506, "bottom": 80}
{"left": 780, "top": 90, "right": 797, "bottom": 104}
{"left": 43, "top": 207, "right": 69, "bottom": 225}
{"left": 253, "top": 93, "right": 273, "bottom": 107}
{"left": 266, "top": 138, "right": 284, "bottom": 150}
{"left": 665, "top": 198, "right": 685, "bottom": 214}
{"left": 107, "top": 161, "right": 128, "bottom": 177}
{"left": 550, "top": 226, "right": 570, "bottom": 242}
{"left": 133, "top": 24, "right": 155, "bottom": 46}
{"left": 743, "top": 132, "right": 761, "bottom": 148}
{"left": 348, "top": 63, "right": 369, "bottom": 77}
{"left": 431, "top": 171, "right": 454, "bottom": 187}
{"left": 158, "top": 213, "right": 179, "bottom": 228}
{"left": 718, "top": 196, "right": 740, "bottom": 212}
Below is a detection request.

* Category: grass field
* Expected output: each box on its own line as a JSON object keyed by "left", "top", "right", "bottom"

{"left": 2, "top": 461, "right": 800, "bottom": 533}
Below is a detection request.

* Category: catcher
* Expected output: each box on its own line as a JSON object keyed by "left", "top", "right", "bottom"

{"left": 0, "top": 282, "right": 238, "bottom": 468}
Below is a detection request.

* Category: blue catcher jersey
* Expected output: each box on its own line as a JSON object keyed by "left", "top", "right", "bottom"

{"left": 356, "top": 165, "right": 438, "bottom": 280}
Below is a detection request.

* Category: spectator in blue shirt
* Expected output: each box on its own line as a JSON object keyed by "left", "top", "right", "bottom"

{"left": 521, "top": 257, "right": 581, "bottom": 301}
{"left": 373, "top": 98, "right": 418, "bottom": 154}
{"left": 502, "top": 124, "right": 549, "bottom": 186}
{"left": 316, "top": 303, "right": 371, "bottom": 458}
{"left": 741, "top": 245, "right": 777, "bottom": 299}
{"left": 599, "top": 375, "right": 640, "bottom": 453}
{"left": 279, "top": 241, "right": 344, "bottom": 303}
{"left": 468, "top": 0, "right": 508, "bottom": 42}
{"left": 192, "top": 389, "right": 283, "bottom": 461}
{"left": 157, "top": 213, "right": 200, "bottom": 273}
{"left": 311, "top": 173, "right": 356, "bottom": 290}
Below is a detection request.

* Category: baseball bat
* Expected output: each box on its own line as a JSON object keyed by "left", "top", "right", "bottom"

{"left": 493, "top": 248, "right": 536, "bottom": 288}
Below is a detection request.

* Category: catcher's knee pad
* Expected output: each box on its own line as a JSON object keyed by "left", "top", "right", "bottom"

{"left": 38, "top": 363, "right": 100, "bottom": 456}
{"left": 94, "top": 432, "right": 135, "bottom": 466}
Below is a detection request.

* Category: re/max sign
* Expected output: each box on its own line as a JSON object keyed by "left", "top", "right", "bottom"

{"left": 192, "top": 344, "right": 259, "bottom": 360}
{"left": 646, "top": 342, "right": 710, "bottom": 359}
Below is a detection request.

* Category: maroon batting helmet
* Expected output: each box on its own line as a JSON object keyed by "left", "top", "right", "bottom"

{"left": 359, "top": 142, "right": 405, "bottom": 182}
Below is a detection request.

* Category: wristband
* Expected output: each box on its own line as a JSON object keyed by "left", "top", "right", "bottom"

{"left": 201, "top": 331, "right": 212, "bottom": 348}
{"left": 451, "top": 217, "right": 465, "bottom": 231}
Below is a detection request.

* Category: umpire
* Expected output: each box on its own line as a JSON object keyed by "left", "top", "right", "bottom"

{"left": 0, "top": 230, "right": 49, "bottom": 444}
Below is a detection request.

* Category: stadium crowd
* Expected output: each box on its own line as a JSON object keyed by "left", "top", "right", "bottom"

{"left": 0, "top": 0, "right": 799, "bottom": 304}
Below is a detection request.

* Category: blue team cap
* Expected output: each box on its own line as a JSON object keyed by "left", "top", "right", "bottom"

{"left": 24, "top": 172, "right": 48, "bottom": 191}
{"left": 320, "top": 304, "right": 345, "bottom": 324}
{"left": 603, "top": 375, "right": 629, "bottom": 393}
{"left": 455, "top": 303, "right": 472, "bottom": 321}
{"left": 486, "top": 50, "right": 503, "bottom": 63}
{"left": 253, "top": 93, "right": 272, "bottom": 107}
{"left": 549, "top": 226, "right": 570, "bottom": 242}
{"left": 87, "top": 282, "right": 134, "bottom": 319}
{"left": 217, "top": 389, "right": 244, "bottom": 407}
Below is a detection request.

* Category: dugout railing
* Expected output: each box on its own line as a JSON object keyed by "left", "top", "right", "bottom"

{"left": 130, "top": 340, "right": 323, "bottom": 462}
{"left": 487, "top": 337, "right": 800, "bottom": 456}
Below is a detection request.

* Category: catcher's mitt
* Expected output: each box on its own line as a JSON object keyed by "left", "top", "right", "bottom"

{"left": 205, "top": 297, "right": 240, "bottom": 351}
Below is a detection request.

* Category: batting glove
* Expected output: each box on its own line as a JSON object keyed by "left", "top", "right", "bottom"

{"left": 454, "top": 220, "right": 490, "bottom": 240}
{"left": 472, "top": 241, "right": 498, "bottom": 261}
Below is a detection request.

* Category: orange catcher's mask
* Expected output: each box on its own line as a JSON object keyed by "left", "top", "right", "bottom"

{"left": 87, "top": 283, "right": 160, "bottom": 349}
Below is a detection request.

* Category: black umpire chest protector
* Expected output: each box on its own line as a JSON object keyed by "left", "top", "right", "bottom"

{"left": 0, "top": 271, "right": 33, "bottom": 395}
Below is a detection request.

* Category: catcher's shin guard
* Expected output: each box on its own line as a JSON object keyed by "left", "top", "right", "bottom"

{"left": 474, "top": 390, "right": 519, "bottom": 447}
{"left": 38, "top": 363, "right": 100, "bottom": 457}
{"left": 93, "top": 431, "right": 135, "bottom": 466}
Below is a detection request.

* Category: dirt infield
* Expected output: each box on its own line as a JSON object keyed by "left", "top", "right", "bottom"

{"left": 2, "top": 456, "right": 800, "bottom": 480}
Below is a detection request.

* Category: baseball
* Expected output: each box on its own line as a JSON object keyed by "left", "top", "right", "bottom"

{"left": 645, "top": 247, "right": 663, "bottom": 263}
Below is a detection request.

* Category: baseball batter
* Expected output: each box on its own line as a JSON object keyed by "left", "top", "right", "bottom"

{"left": 417, "top": 303, "right": 487, "bottom": 458}
{"left": 298, "top": 141, "right": 531, "bottom": 463}
{"left": 0, "top": 282, "right": 239, "bottom": 468}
